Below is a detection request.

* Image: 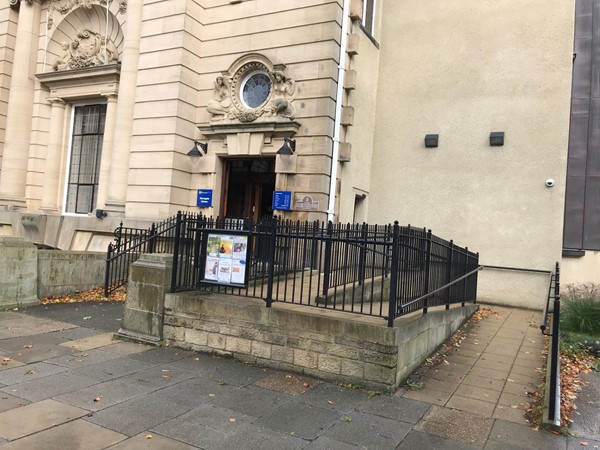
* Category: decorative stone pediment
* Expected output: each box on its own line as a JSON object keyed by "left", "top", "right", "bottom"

{"left": 45, "top": 4, "right": 124, "bottom": 73}
{"left": 204, "top": 54, "right": 298, "bottom": 125}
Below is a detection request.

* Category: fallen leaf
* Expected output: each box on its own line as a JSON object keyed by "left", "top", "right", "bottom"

{"left": 23, "top": 345, "right": 33, "bottom": 349}
{"left": 290, "top": 431, "right": 296, "bottom": 436}
{"left": 12, "top": 308, "right": 18, "bottom": 311}
{"left": 25, "top": 370, "right": 35, "bottom": 375}
{"left": 581, "top": 442, "right": 589, "bottom": 447}
{"left": 229, "top": 418, "right": 236, "bottom": 423}
{"left": 162, "top": 375, "right": 172, "bottom": 379}
{"left": 343, "top": 416, "right": 352, "bottom": 423}
{"left": 208, "top": 393, "right": 216, "bottom": 397}
{"left": 303, "top": 383, "right": 310, "bottom": 388}
{"left": 145, "top": 434, "right": 153, "bottom": 440}
{"left": 218, "top": 381, "right": 226, "bottom": 386}
{"left": 194, "top": 357, "right": 200, "bottom": 361}
{"left": 83, "top": 316, "right": 92, "bottom": 320}
{"left": 510, "top": 405, "right": 519, "bottom": 409}
{"left": 327, "top": 400, "right": 334, "bottom": 405}
{"left": 93, "top": 397, "right": 101, "bottom": 402}
{"left": 162, "top": 369, "right": 172, "bottom": 373}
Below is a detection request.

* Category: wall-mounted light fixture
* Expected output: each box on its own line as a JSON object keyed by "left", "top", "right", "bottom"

{"left": 424, "top": 134, "right": 439, "bottom": 148}
{"left": 277, "top": 137, "right": 296, "bottom": 156}
{"left": 187, "top": 141, "right": 208, "bottom": 158}
{"left": 489, "top": 132, "right": 505, "bottom": 147}
{"left": 95, "top": 209, "right": 107, "bottom": 219}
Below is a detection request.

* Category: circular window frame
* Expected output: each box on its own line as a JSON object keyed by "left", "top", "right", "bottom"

{"left": 239, "top": 70, "right": 272, "bottom": 110}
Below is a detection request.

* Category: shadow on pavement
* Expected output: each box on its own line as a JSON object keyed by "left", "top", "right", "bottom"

{"left": 20, "top": 302, "right": 124, "bottom": 332}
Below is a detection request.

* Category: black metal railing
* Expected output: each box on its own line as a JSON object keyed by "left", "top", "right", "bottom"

{"left": 541, "top": 262, "right": 561, "bottom": 424}
{"left": 104, "top": 216, "right": 180, "bottom": 296}
{"left": 169, "top": 212, "right": 479, "bottom": 326}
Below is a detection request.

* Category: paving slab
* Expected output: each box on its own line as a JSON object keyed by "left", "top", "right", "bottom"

{"left": 46, "top": 348, "right": 122, "bottom": 368}
{"left": 0, "top": 418, "right": 127, "bottom": 450}
{"left": 56, "top": 377, "right": 162, "bottom": 412}
{"left": 151, "top": 403, "right": 256, "bottom": 449}
{"left": 149, "top": 375, "right": 239, "bottom": 409}
{"left": 0, "top": 317, "right": 76, "bottom": 337}
{"left": 570, "top": 371, "right": 600, "bottom": 442}
{"left": 0, "top": 398, "right": 89, "bottom": 440}
{"left": 323, "top": 410, "right": 412, "bottom": 450}
{"left": 398, "top": 430, "right": 480, "bottom": 450}
{"left": 0, "top": 371, "right": 99, "bottom": 402}
{"left": 0, "top": 332, "right": 70, "bottom": 351}
{"left": 0, "top": 361, "right": 69, "bottom": 385}
{"left": 101, "top": 341, "right": 150, "bottom": 355}
{"left": 168, "top": 353, "right": 272, "bottom": 386}
{"left": 257, "top": 401, "right": 341, "bottom": 440}
{"left": 0, "top": 392, "right": 29, "bottom": 413}
{"left": 106, "top": 432, "right": 200, "bottom": 449}
{"left": 358, "top": 394, "right": 430, "bottom": 424}
{"left": 254, "top": 371, "right": 319, "bottom": 395}
{"left": 304, "top": 436, "right": 366, "bottom": 449}
{"left": 486, "top": 419, "right": 567, "bottom": 450}
{"left": 299, "top": 382, "right": 368, "bottom": 413}
{"left": 85, "top": 392, "right": 194, "bottom": 437}
{"left": 415, "top": 405, "right": 494, "bottom": 447}
{"left": 208, "top": 384, "right": 298, "bottom": 419}
{"left": 69, "top": 355, "right": 154, "bottom": 381}
{"left": 2, "top": 344, "right": 73, "bottom": 364}
{"left": 219, "top": 423, "right": 309, "bottom": 450}
{"left": 22, "top": 302, "right": 125, "bottom": 332}
{"left": 59, "top": 332, "right": 116, "bottom": 351}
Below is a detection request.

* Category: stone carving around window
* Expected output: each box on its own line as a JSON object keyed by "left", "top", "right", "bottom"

{"left": 52, "top": 29, "right": 119, "bottom": 71}
{"left": 207, "top": 60, "right": 297, "bottom": 123}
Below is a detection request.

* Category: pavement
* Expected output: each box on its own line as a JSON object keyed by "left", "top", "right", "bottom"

{"left": 0, "top": 302, "right": 595, "bottom": 449}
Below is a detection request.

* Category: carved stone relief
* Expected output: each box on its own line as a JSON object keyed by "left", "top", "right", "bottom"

{"left": 52, "top": 29, "right": 119, "bottom": 71}
{"left": 207, "top": 60, "right": 297, "bottom": 123}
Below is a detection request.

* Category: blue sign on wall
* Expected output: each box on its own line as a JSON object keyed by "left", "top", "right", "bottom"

{"left": 272, "top": 191, "right": 292, "bottom": 211}
{"left": 196, "top": 189, "right": 213, "bottom": 207}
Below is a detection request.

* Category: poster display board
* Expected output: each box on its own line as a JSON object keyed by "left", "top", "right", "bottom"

{"left": 200, "top": 231, "right": 249, "bottom": 287}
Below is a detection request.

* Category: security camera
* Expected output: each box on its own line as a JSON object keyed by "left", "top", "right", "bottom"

{"left": 545, "top": 179, "right": 555, "bottom": 188}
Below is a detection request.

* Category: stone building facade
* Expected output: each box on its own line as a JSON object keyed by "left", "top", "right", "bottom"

{"left": 0, "top": 0, "right": 581, "bottom": 305}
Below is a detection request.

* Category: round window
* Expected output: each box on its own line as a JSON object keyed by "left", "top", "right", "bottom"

{"left": 240, "top": 71, "right": 271, "bottom": 109}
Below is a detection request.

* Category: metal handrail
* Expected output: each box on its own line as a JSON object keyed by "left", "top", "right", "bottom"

{"left": 396, "top": 266, "right": 482, "bottom": 315}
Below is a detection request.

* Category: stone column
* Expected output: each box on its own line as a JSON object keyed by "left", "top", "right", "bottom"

{"left": 104, "top": 0, "right": 143, "bottom": 215}
{"left": 0, "top": 0, "right": 42, "bottom": 209}
{"left": 40, "top": 98, "right": 66, "bottom": 213}
{"left": 96, "top": 94, "right": 118, "bottom": 210}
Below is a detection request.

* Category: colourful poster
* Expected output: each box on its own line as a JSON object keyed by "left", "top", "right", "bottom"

{"left": 204, "top": 256, "right": 219, "bottom": 281}
{"left": 219, "top": 236, "right": 234, "bottom": 256}
{"left": 207, "top": 235, "right": 221, "bottom": 257}
{"left": 231, "top": 260, "right": 246, "bottom": 284}
{"left": 217, "top": 258, "right": 232, "bottom": 283}
{"left": 233, "top": 235, "right": 248, "bottom": 260}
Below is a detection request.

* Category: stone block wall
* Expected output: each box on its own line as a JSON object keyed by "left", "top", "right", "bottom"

{"left": 162, "top": 291, "right": 477, "bottom": 392}
{"left": 37, "top": 250, "right": 106, "bottom": 297}
{"left": 0, "top": 237, "right": 38, "bottom": 309}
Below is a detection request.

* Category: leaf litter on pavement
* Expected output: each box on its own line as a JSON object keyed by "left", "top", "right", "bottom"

{"left": 40, "top": 285, "right": 126, "bottom": 305}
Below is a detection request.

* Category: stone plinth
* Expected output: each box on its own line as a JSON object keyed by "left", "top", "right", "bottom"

{"left": 116, "top": 254, "right": 173, "bottom": 345}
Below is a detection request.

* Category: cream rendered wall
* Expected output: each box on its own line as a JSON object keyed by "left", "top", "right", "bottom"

{"left": 368, "top": 1, "right": 575, "bottom": 308}
{"left": 338, "top": 4, "right": 382, "bottom": 224}
{"left": 562, "top": 253, "right": 600, "bottom": 286}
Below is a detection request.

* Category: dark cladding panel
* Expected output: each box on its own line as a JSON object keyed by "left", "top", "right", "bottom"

{"left": 573, "top": 37, "right": 592, "bottom": 99}
{"left": 564, "top": 176, "right": 586, "bottom": 249}
{"left": 568, "top": 98, "right": 590, "bottom": 175}
{"left": 583, "top": 176, "right": 600, "bottom": 248}
{"left": 575, "top": 0, "right": 593, "bottom": 39}
{"left": 587, "top": 98, "right": 600, "bottom": 176}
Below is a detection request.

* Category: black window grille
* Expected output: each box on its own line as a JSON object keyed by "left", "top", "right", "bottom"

{"left": 66, "top": 104, "right": 107, "bottom": 214}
